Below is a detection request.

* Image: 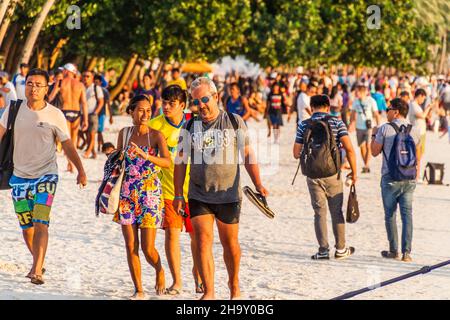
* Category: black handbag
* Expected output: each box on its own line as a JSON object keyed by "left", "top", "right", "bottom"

{"left": 0, "top": 100, "right": 22, "bottom": 190}
{"left": 346, "top": 184, "right": 360, "bottom": 223}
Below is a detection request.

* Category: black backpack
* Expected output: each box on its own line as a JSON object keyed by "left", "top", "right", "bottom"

{"left": 0, "top": 100, "right": 22, "bottom": 190}
{"left": 300, "top": 116, "right": 341, "bottom": 179}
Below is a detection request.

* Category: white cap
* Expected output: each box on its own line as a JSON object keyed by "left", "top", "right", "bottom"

{"left": 270, "top": 72, "right": 277, "bottom": 79}
{"left": 63, "top": 63, "right": 77, "bottom": 74}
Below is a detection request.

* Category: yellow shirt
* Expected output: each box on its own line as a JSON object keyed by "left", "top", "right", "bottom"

{"left": 167, "top": 78, "right": 187, "bottom": 90}
{"left": 148, "top": 114, "right": 189, "bottom": 200}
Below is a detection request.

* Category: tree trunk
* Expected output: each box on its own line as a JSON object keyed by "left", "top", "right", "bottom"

{"left": 16, "top": 0, "right": 55, "bottom": 72}
{"left": 126, "top": 60, "right": 143, "bottom": 91}
{"left": 49, "top": 37, "right": 69, "bottom": 69}
{"left": 5, "top": 37, "right": 19, "bottom": 72}
{"left": 98, "top": 57, "right": 105, "bottom": 73}
{"left": 1, "top": 21, "right": 17, "bottom": 60}
{"left": 86, "top": 56, "right": 98, "bottom": 70}
{"left": 37, "top": 46, "right": 44, "bottom": 68}
{"left": 6, "top": 39, "right": 21, "bottom": 73}
{"left": 0, "top": 0, "right": 10, "bottom": 27}
{"left": 155, "top": 59, "right": 166, "bottom": 87}
{"left": 438, "top": 32, "right": 447, "bottom": 74}
{"left": 110, "top": 53, "right": 138, "bottom": 101}
{"left": 0, "top": 0, "right": 17, "bottom": 48}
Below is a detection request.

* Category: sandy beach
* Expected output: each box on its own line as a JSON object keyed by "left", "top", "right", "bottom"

{"left": 1, "top": 115, "right": 449, "bottom": 300}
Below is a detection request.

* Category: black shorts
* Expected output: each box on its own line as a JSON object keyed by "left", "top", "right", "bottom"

{"left": 188, "top": 199, "right": 241, "bottom": 224}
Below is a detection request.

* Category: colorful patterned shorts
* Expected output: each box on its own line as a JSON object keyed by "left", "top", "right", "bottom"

{"left": 9, "top": 174, "right": 58, "bottom": 230}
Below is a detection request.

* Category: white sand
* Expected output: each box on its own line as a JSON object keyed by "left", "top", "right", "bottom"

{"left": 1, "top": 114, "right": 449, "bottom": 300}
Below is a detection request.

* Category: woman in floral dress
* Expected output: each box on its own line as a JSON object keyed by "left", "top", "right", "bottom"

{"left": 114, "top": 94, "right": 171, "bottom": 299}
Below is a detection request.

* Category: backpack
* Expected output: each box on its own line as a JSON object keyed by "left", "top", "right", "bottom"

{"left": 383, "top": 123, "right": 417, "bottom": 181}
{"left": 300, "top": 116, "right": 341, "bottom": 179}
{"left": 0, "top": 100, "right": 22, "bottom": 190}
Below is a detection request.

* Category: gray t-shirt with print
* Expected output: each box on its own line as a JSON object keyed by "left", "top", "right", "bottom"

{"left": 375, "top": 118, "right": 421, "bottom": 177}
{"left": 178, "top": 111, "right": 249, "bottom": 204}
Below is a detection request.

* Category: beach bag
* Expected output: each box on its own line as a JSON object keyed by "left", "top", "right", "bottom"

{"left": 383, "top": 123, "right": 417, "bottom": 181}
{"left": 423, "top": 162, "right": 445, "bottom": 185}
{"left": 300, "top": 116, "right": 341, "bottom": 179}
{"left": 346, "top": 184, "right": 360, "bottom": 223}
{"left": 0, "top": 100, "right": 22, "bottom": 190}
{"left": 96, "top": 127, "right": 133, "bottom": 215}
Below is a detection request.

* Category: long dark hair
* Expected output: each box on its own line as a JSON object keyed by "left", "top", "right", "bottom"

{"left": 126, "top": 94, "right": 153, "bottom": 114}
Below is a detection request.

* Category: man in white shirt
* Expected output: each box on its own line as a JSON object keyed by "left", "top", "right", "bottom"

{"left": 13, "top": 63, "right": 29, "bottom": 101}
{"left": 408, "top": 88, "right": 431, "bottom": 157}
{"left": 349, "top": 84, "right": 381, "bottom": 173}
{"left": 82, "top": 70, "right": 104, "bottom": 159}
{"left": 0, "top": 68, "right": 87, "bottom": 285}
{"left": 296, "top": 83, "right": 317, "bottom": 123}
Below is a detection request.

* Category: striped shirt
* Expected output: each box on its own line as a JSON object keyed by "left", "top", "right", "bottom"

{"left": 295, "top": 112, "right": 348, "bottom": 146}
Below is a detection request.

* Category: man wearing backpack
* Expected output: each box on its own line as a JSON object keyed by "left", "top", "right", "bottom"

{"left": 293, "top": 95, "right": 357, "bottom": 260}
{"left": 370, "top": 98, "right": 421, "bottom": 262}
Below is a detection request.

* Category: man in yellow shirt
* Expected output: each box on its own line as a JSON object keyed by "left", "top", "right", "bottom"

{"left": 167, "top": 68, "right": 187, "bottom": 91}
{"left": 148, "top": 84, "right": 201, "bottom": 295}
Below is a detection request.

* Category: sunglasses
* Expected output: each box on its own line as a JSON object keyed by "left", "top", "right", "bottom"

{"left": 192, "top": 94, "right": 213, "bottom": 106}
{"left": 386, "top": 107, "right": 398, "bottom": 112}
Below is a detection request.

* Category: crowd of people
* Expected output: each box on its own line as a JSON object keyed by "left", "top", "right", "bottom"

{"left": 0, "top": 61, "right": 450, "bottom": 300}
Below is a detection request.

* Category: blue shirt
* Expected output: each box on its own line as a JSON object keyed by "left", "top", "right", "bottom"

{"left": 371, "top": 92, "right": 387, "bottom": 112}
{"left": 295, "top": 112, "right": 348, "bottom": 147}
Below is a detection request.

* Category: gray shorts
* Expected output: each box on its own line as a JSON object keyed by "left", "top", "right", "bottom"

{"left": 356, "top": 129, "right": 371, "bottom": 146}
{"left": 88, "top": 114, "right": 98, "bottom": 132}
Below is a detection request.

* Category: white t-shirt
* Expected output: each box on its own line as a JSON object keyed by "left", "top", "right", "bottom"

{"left": 352, "top": 96, "right": 378, "bottom": 130}
{"left": 408, "top": 101, "right": 427, "bottom": 135}
{"left": 86, "top": 84, "right": 104, "bottom": 114}
{"left": 14, "top": 74, "right": 27, "bottom": 101}
{"left": 296, "top": 92, "right": 311, "bottom": 122}
{"left": 2, "top": 81, "right": 17, "bottom": 108}
{"left": 0, "top": 101, "right": 69, "bottom": 179}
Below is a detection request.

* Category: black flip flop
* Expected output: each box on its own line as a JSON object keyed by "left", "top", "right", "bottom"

{"left": 243, "top": 186, "right": 275, "bottom": 219}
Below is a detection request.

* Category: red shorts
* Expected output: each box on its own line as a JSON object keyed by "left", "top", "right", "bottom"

{"left": 163, "top": 200, "right": 193, "bottom": 233}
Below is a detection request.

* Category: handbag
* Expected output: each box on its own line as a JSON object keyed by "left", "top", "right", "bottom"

{"left": 0, "top": 100, "right": 23, "bottom": 190}
{"left": 346, "top": 184, "right": 360, "bottom": 223}
{"left": 96, "top": 126, "right": 133, "bottom": 215}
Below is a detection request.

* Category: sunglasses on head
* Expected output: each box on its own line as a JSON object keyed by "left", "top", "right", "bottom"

{"left": 192, "top": 94, "right": 213, "bottom": 106}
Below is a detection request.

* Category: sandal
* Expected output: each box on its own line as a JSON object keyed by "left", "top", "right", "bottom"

{"left": 30, "top": 274, "right": 45, "bottom": 285}
{"left": 195, "top": 283, "right": 204, "bottom": 294}
{"left": 165, "top": 288, "right": 181, "bottom": 296}
{"left": 26, "top": 268, "right": 46, "bottom": 279}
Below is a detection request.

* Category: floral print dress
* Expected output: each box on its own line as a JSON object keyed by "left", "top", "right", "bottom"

{"left": 113, "top": 144, "right": 164, "bottom": 228}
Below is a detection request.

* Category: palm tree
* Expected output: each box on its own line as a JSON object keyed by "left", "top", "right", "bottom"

{"left": 0, "top": 0, "right": 11, "bottom": 26}
{"left": 413, "top": 0, "right": 449, "bottom": 73}
{"left": 16, "top": 0, "right": 55, "bottom": 72}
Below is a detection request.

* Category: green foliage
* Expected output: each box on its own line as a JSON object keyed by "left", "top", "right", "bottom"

{"left": 2, "top": 0, "right": 443, "bottom": 72}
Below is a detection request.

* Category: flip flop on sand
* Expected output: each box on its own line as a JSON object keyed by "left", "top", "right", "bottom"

{"left": 30, "top": 274, "right": 44, "bottom": 285}
{"left": 195, "top": 283, "right": 204, "bottom": 294}
{"left": 165, "top": 288, "right": 181, "bottom": 296}
{"left": 26, "top": 268, "right": 46, "bottom": 279}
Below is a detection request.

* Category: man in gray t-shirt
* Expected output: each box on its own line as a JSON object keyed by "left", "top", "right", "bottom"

{"left": 371, "top": 98, "right": 421, "bottom": 263}
{"left": 173, "top": 77, "right": 268, "bottom": 300}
